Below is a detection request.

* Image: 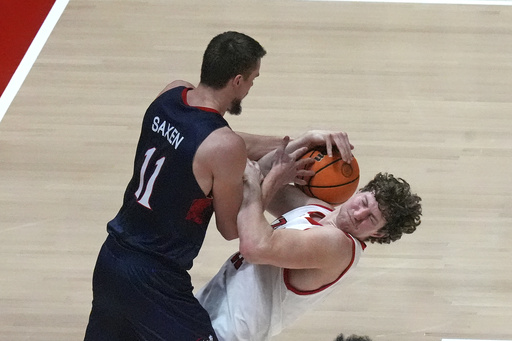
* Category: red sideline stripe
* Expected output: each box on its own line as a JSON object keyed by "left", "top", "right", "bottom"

{"left": 0, "top": 0, "right": 56, "bottom": 97}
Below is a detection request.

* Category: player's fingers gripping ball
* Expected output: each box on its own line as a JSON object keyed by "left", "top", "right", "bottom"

{"left": 297, "top": 148, "right": 360, "bottom": 205}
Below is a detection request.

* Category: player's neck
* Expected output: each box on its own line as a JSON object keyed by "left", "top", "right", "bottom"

{"left": 319, "top": 213, "right": 338, "bottom": 230}
{"left": 187, "top": 84, "right": 229, "bottom": 115}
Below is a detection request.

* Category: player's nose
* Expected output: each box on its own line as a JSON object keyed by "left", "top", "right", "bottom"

{"left": 353, "top": 207, "right": 369, "bottom": 221}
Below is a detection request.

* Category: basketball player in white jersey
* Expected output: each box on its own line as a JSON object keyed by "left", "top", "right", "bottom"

{"left": 196, "top": 138, "right": 422, "bottom": 341}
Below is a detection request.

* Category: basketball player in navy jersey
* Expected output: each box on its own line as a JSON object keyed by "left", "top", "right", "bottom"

{"left": 196, "top": 139, "right": 422, "bottom": 340}
{"left": 84, "top": 31, "right": 354, "bottom": 341}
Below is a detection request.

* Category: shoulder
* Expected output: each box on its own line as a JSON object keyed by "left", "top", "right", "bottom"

{"left": 158, "top": 80, "right": 195, "bottom": 97}
{"left": 297, "top": 227, "right": 357, "bottom": 284}
{"left": 202, "top": 127, "right": 246, "bottom": 156}
{"left": 197, "top": 127, "right": 247, "bottom": 171}
{"left": 319, "top": 227, "right": 355, "bottom": 269}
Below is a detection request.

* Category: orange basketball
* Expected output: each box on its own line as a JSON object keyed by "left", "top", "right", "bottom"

{"left": 297, "top": 148, "right": 360, "bottom": 205}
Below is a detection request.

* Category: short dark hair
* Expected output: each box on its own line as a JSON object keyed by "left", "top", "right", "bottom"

{"left": 360, "top": 172, "right": 422, "bottom": 244}
{"left": 335, "top": 333, "right": 373, "bottom": 341}
{"left": 200, "top": 31, "right": 266, "bottom": 89}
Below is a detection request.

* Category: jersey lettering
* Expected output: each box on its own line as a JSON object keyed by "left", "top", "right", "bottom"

{"left": 314, "top": 153, "right": 324, "bottom": 161}
{"left": 230, "top": 252, "right": 245, "bottom": 270}
{"left": 135, "top": 147, "right": 165, "bottom": 209}
{"left": 271, "top": 210, "right": 326, "bottom": 229}
{"left": 271, "top": 217, "right": 287, "bottom": 229}
{"left": 152, "top": 116, "right": 185, "bottom": 149}
{"left": 304, "top": 211, "right": 326, "bottom": 226}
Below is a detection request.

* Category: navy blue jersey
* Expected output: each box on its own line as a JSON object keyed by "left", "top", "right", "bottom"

{"left": 107, "top": 86, "right": 229, "bottom": 270}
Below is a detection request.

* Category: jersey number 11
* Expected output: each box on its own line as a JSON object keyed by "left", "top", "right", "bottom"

{"left": 135, "top": 147, "right": 165, "bottom": 209}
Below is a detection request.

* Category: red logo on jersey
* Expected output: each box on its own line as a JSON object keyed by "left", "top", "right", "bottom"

{"left": 186, "top": 198, "right": 213, "bottom": 225}
{"left": 230, "top": 252, "right": 245, "bottom": 270}
{"left": 271, "top": 217, "right": 287, "bottom": 229}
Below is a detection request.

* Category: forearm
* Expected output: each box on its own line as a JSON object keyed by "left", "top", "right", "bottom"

{"left": 260, "top": 166, "right": 286, "bottom": 209}
{"left": 237, "top": 180, "right": 273, "bottom": 263}
{"left": 283, "top": 134, "right": 313, "bottom": 154}
{"left": 236, "top": 132, "right": 285, "bottom": 161}
{"left": 257, "top": 135, "right": 311, "bottom": 177}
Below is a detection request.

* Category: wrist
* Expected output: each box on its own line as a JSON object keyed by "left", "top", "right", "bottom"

{"left": 285, "top": 135, "right": 309, "bottom": 154}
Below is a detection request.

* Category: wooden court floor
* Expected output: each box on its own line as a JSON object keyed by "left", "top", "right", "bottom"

{"left": 1, "top": 0, "right": 511, "bottom": 340}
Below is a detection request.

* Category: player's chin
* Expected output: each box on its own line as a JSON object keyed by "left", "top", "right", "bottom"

{"left": 228, "top": 99, "right": 242, "bottom": 116}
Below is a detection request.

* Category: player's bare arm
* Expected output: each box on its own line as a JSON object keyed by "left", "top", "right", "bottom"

{"left": 195, "top": 127, "right": 247, "bottom": 240}
{"left": 238, "top": 163, "right": 352, "bottom": 271}
{"left": 239, "top": 196, "right": 353, "bottom": 273}
{"left": 235, "top": 131, "right": 285, "bottom": 161}
{"left": 286, "top": 130, "right": 354, "bottom": 163}
{"left": 274, "top": 227, "right": 355, "bottom": 291}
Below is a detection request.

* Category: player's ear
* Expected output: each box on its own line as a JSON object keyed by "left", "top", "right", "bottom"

{"left": 370, "top": 230, "right": 386, "bottom": 238}
{"left": 233, "top": 74, "right": 243, "bottom": 86}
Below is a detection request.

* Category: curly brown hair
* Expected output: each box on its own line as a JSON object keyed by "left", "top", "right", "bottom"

{"left": 360, "top": 172, "right": 422, "bottom": 244}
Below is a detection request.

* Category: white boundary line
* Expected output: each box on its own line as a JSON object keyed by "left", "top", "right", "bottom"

{"left": 0, "top": 0, "right": 70, "bottom": 123}
{"left": 1, "top": 0, "right": 510, "bottom": 122}
{"left": 442, "top": 339, "right": 511, "bottom": 341}
{"left": 303, "top": 0, "right": 512, "bottom": 5}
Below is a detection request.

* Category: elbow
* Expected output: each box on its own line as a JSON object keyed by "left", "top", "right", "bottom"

{"left": 236, "top": 213, "right": 273, "bottom": 264}
{"left": 224, "top": 233, "right": 238, "bottom": 241}
{"left": 239, "top": 238, "right": 266, "bottom": 265}
{"left": 217, "top": 222, "right": 239, "bottom": 241}
{"left": 219, "top": 228, "right": 238, "bottom": 241}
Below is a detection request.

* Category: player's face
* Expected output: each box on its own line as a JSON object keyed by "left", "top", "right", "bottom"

{"left": 335, "top": 191, "right": 386, "bottom": 240}
{"left": 228, "top": 60, "right": 261, "bottom": 116}
{"left": 241, "top": 59, "right": 261, "bottom": 99}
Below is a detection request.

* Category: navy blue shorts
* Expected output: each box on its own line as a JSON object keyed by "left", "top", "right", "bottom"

{"left": 84, "top": 235, "right": 218, "bottom": 341}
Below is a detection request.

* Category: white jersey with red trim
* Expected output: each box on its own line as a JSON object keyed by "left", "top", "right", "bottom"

{"left": 195, "top": 204, "right": 365, "bottom": 341}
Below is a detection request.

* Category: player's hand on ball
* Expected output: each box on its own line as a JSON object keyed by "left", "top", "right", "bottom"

{"left": 270, "top": 136, "right": 315, "bottom": 186}
{"left": 297, "top": 130, "right": 354, "bottom": 164}
{"left": 297, "top": 149, "right": 360, "bottom": 204}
